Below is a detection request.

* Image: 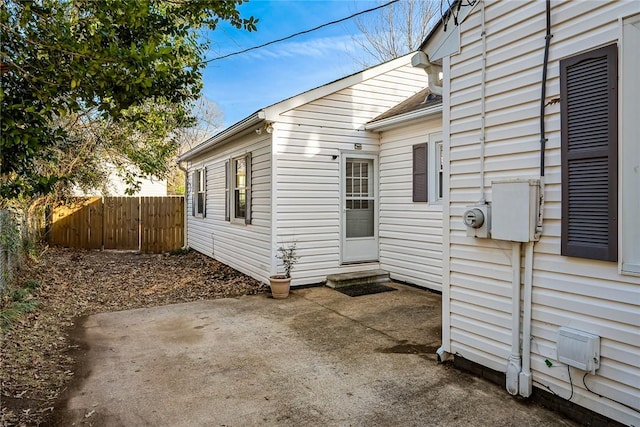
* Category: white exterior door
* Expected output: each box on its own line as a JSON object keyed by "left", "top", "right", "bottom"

{"left": 342, "top": 155, "right": 378, "bottom": 263}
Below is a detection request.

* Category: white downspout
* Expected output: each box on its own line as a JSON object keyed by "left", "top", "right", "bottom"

{"left": 436, "top": 55, "right": 453, "bottom": 364}
{"left": 177, "top": 161, "right": 189, "bottom": 249}
{"left": 506, "top": 241, "right": 522, "bottom": 395}
{"left": 520, "top": 0, "right": 552, "bottom": 396}
{"left": 519, "top": 241, "right": 534, "bottom": 397}
{"left": 270, "top": 125, "right": 279, "bottom": 278}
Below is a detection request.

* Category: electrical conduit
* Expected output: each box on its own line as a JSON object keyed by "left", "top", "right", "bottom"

{"left": 520, "top": 241, "right": 535, "bottom": 397}
{"left": 479, "top": 0, "right": 487, "bottom": 203}
{"left": 506, "top": 241, "right": 522, "bottom": 395}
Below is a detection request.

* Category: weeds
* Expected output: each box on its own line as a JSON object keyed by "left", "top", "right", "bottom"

{"left": 0, "top": 279, "right": 41, "bottom": 330}
{"left": 168, "top": 247, "right": 191, "bottom": 255}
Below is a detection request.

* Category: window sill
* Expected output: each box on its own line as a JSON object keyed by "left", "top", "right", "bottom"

{"left": 621, "top": 262, "right": 640, "bottom": 277}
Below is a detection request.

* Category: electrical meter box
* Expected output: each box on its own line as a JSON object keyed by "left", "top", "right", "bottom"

{"left": 464, "top": 204, "right": 491, "bottom": 238}
{"left": 491, "top": 179, "right": 540, "bottom": 242}
{"left": 557, "top": 327, "right": 600, "bottom": 374}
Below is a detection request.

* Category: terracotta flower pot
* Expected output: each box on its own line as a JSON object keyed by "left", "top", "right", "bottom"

{"left": 269, "top": 275, "right": 291, "bottom": 299}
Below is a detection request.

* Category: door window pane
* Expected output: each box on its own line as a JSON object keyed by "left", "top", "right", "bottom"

{"left": 346, "top": 201, "right": 374, "bottom": 238}
{"left": 345, "top": 158, "right": 374, "bottom": 238}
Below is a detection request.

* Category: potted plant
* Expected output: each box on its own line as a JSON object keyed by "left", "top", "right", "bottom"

{"left": 269, "top": 242, "right": 299, "bottom": 299}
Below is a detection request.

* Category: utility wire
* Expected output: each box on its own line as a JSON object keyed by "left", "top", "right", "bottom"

{"left": 204, "top": 0, "right": 399, "bottom": 63}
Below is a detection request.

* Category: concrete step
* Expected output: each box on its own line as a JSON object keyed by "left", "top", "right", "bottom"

{"left": 326, "top": 269, "right": 390, "bottom": 289}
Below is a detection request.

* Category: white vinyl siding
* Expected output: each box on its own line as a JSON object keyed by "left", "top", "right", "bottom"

{"left": 186, "top": 133, "right": 272, "bottom": 284}
{"left": 185, "top": 57, "right": 429, "bottom": 287}
{"left": 379, "top": 119, "right": 443, "bottom": 291}
{"left": 621, "top": 13, "right": 640, "bottom": 275}
{"left": 273, "top": 63, "right": 428, "bottom": 285}
{"left": 445, "top": 1, "right": 640, "bottom": 425}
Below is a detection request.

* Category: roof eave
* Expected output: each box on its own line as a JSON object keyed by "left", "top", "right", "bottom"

{"left": 365, "top": 104, "right": 443, "bottom": 132}
{"left": 419, "top": 0, "right": 478, "bottom": 62}
{"left": 179, "top": 110, "right": 266, "bottom": 161}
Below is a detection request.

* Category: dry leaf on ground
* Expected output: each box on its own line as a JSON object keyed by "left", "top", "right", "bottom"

{"left": 1, "top": 247, "right": 266, "bottom": 426}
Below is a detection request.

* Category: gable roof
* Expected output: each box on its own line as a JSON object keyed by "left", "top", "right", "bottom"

{"left": 180, "top": 53, "right": 416, "bottom": 161}
{"left": 365, "top": 87, "right": 442, "bottom": 131}
{"left": 372, "top": 88, "right": 441, "bottom": 121}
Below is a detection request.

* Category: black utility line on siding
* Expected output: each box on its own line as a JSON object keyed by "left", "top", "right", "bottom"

{"left": 203, "top": 0, "right": 399, "bottom": 63}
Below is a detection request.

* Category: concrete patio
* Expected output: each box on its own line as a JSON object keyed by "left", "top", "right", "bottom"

{"left": 53, "top": 284, "right": 576, "bottom": 426}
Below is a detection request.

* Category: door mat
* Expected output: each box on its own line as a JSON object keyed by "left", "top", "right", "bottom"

{"left": 335, "top": 283, "right": 397, "bottom": 297}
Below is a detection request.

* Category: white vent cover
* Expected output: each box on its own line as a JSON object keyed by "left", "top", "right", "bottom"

{"left": 557, "top": 327, "right": 600, "bottom": 374}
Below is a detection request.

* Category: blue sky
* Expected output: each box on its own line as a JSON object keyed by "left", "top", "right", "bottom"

{"left": 200, "top": 0, "right": 382, "bottom": 128}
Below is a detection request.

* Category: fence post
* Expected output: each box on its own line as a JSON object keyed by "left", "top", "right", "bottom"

{"left": 101, "top": 197, "right": 105, "bottom": 251}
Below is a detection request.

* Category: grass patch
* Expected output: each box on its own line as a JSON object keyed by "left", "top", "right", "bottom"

{"left": 0, "top": 279, "right": 40, "bottom": 330}
{"left": 167, "top": 247, "right": 191, "bottom": 255}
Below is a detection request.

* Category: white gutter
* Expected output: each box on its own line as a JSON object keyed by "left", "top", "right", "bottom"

{"left": 179, "top": 110, "right": 266, "bottom": 161}
{"left": 411, "top": 51, "right": 443, "bottom": 96}
{"left": 365, "top": 104, "right": 443, "bottom": 132}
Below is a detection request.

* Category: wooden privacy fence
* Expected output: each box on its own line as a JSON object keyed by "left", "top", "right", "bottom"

{"left": 49, "top": 196, "right": 184, "bottom": 253}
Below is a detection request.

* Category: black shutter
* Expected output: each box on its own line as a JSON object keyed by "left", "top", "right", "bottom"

{"left": 245, "top": 153, "right": 252, "bottom": 225}
{"left": 191, "top": 171, "right": 197, "bottom": 216}
{"left": 413, "top": 143, "right": 428, "bottom": 202}
{"left": 224, "top": 160, "right": 230, "bottom": 222}
{"left": 560, "top": 44, "right": 618, "bottom": 261}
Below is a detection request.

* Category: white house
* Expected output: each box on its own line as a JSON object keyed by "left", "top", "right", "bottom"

{"left": 367, "top": 88, "right": 444, "bottom": 290}
{"left": 179, "top": 54, "right": 443, "bottom": 291}
{"left": 73, "top": 163, "right": 167, "bottom": 197}
{"left": 420, "top": 1, "right": 639, "bottom": 425}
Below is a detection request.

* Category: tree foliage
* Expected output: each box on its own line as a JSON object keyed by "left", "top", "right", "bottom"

{"left": 350, "top": 0, "right": 437, "bottom": 67}
{"left": 167, "top": 96, "right": 224, "bottom": 195}
{"left": 0, "top": 0, "right": 257, "bottom": 202}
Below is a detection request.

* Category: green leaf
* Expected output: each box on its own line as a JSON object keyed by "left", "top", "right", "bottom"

{"left": 1, "top": 0, "right": 259, "bottom": 200}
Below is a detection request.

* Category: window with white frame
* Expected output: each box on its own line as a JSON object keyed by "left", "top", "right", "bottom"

{"left": 622, "top": 14, "right": 640, "bottom": 274}
{"left": 435, "top": 139, "right": 444, "bottom": 201}
{"left": 192, "top": 167, "right": 206, "bottom": 217}
{"left": 234, "top": 156, "right": 247, "bottom": 219}
{"left": 412, "top": 132, "right": 443, "bottom": 203}
{"left": 225, "top": 153, "right": 252, "bottom": 224}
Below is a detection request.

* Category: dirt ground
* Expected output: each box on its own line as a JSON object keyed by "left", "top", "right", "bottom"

{"left": 0, "top": 247, "right": 266, "bottom": 426}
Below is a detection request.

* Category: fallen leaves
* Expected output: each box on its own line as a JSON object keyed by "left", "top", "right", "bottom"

{"left": 1, "top": 247, "right": 266, "bottom": 426}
